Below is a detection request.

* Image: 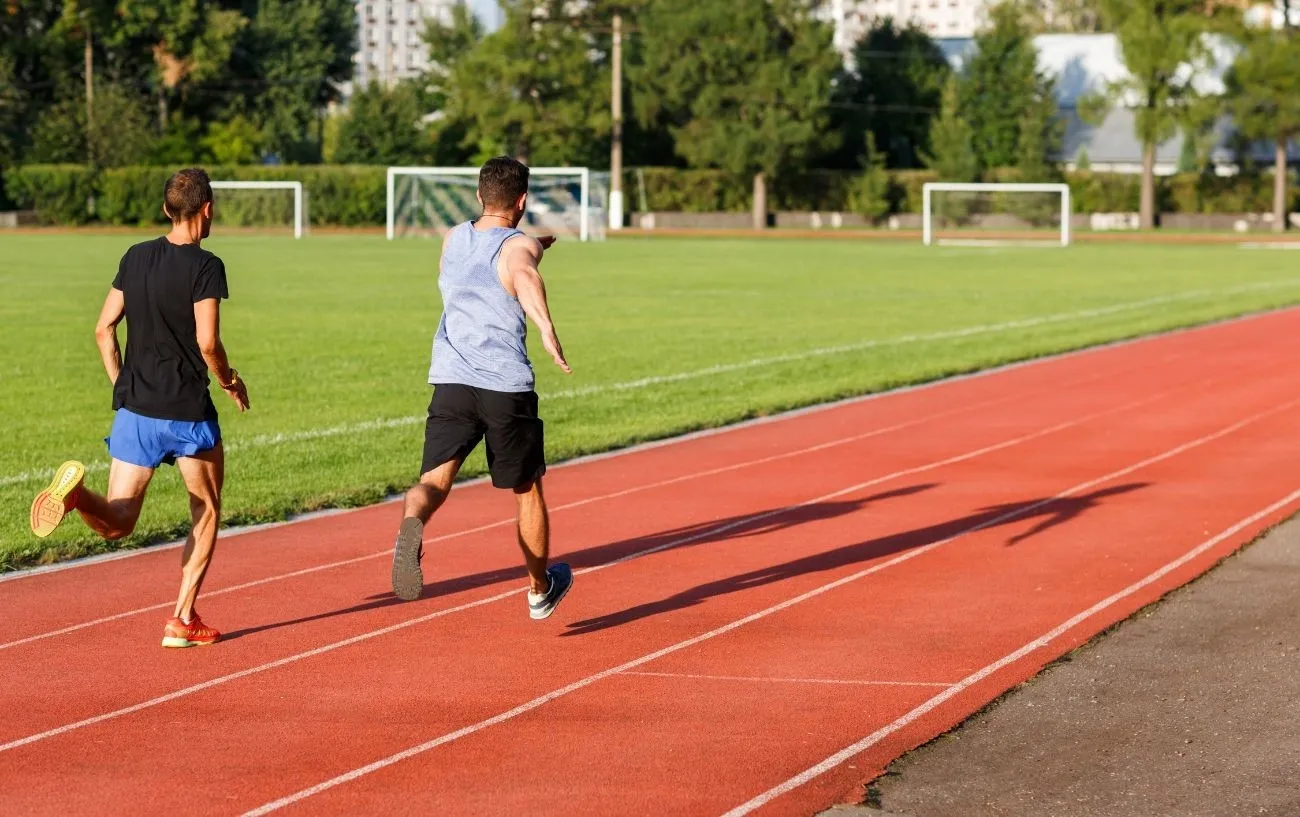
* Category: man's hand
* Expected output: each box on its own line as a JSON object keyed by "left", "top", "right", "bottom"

{"left": 221, "top": 372, "right": 251, "bottom": 412}
{"left": 542, "top": 331, "right": 571, "bottom": 374}
{"left": 537, "top": 235, "right": 557, "bottom": 251}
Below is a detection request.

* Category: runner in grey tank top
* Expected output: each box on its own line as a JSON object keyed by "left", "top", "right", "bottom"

{"left": 391, "top": 156, "right": 575, "bottom": 623}
{"left": 429, "top": 222, "right": 535, "bottom": 392}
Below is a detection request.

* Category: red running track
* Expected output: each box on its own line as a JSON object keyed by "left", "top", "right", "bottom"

{"left": 3, "top": 309, "right": 1300, "bottom": 816}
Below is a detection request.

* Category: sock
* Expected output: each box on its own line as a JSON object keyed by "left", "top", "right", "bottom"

{"left": 528, "top": 575, "right": 552, "bottom": 602}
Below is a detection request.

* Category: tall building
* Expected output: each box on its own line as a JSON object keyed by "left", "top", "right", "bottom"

{"left": 820, "top": 0, "right": 991, "bottom": 59}
{"left": 353, "top": 0, "right": 459, "bottom": 88}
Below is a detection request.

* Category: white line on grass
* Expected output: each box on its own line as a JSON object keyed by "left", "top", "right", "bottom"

{"left": 4, "top": 278, "right": 1296, "bottom": 489}
{"left": 0, "top": 376, "right": 1216, "bottom": 751}
{"left": 235, "top": 397, "right": 1300, "bottom": 815}
{"left": 719, "top": 485, "right": 1300, "bottom": 816}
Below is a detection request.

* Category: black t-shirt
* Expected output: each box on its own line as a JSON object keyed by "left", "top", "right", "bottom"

{"left": 111, "top": 237, "right": 229, "bottom": 422}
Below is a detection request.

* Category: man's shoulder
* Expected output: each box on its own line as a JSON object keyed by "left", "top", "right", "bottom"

{"left": 121, "top": 236, "right": 162, "bottom": 260}
{"left": 500, "top": 232, "right": 541, "bottom": 255}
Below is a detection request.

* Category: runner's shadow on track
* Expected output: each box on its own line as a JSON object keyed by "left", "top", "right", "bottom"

{"left": 377, "top": 482, "right": 941, "bottom": 601}
{"left": 222, "top": 485, "right": 939, "bottom": 641}
{"left": 560, "top": 482, "right": 1150, "bottom": 638}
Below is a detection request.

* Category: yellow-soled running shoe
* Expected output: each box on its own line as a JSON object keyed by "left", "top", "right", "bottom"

{"left": 30, "top": 461, "right": 86, "bottom": 538}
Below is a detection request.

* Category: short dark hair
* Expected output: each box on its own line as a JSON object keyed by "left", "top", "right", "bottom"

{"left": 164, "top": 168, "right": 213, "bottom": 222}
{"left": 478, "top": 156, "right": 530, "bottom": 209}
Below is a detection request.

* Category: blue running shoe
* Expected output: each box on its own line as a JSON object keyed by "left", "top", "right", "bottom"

{"left": 528, "top": 563, "right": 573, "bottom": 620}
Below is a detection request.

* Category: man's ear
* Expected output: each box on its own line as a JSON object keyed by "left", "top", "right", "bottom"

{"left": 202, "top": 200, "right": 214, "bottom": 219}
{"left": 476, "top": 190, "right": 485, "bottom": 208}
{"left": 516, "top": 191, "right": 528, "bottom": 212}
{"left": 162, "top": 204, "right": 173, "bottom": 221}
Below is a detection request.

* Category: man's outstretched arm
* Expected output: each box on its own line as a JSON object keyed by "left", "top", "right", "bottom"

{"left": 504, "top": 238, "right": 571, "bottom": 374}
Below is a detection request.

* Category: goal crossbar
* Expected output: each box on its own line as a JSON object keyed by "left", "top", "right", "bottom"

{"left": 210, "top": 181, "right": 304, "bottom": 239}
{"left": 922, "top": 182, "right": 1071, "bottom": 247}
{"left": 386, "top": 166, "right": 592, "bottom": 242}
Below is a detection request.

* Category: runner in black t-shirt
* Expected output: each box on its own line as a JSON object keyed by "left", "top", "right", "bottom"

{"left": 29, "top": 168, "right": 251, "bottom": 648}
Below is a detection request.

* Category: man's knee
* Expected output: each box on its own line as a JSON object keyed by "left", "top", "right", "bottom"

{"left": 407, "top": 480, "right": 448, "bottom": 504}
{"left": 102, "top": 525, "right": 132, "bottom": 542}
{"left": 512, "top": 478, "right": 545, "bottom": 504}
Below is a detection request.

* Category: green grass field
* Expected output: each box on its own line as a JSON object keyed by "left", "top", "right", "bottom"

{"left": 3, "top": 232, "right": 1299, "bottom": 571}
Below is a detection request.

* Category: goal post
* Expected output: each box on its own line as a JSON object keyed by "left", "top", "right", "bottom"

{"left": 922, "top": 182, "right": 1071, "bottom": 247}
{"left": 210, "top": 181, "right": 305, "bottom": 239}
{"left": 386, "top": 166, "right": 598, "bottom": 242}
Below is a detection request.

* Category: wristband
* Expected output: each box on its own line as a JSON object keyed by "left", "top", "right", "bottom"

{"left": 220, "top": 369, "right": 240, "bottom": 390}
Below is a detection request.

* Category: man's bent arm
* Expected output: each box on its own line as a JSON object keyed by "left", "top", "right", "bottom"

{"left": 95, "top": 288, "right": 126, "bottom": 385}
{"left": 505, "top": 239, "right": 571, "bottom": 373}
{"left": 194, "top": 298, "right": 235, "bottom": 384}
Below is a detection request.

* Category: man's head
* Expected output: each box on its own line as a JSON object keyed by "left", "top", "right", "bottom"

{"left": 163, "top": 168, "right": 214, "bottom": 238}
{"left": 477, "top": 156, "right": 530, "bottom": 226}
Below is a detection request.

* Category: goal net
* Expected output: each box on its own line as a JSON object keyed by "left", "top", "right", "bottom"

{"left": 922, "top": 183, "right": 1071, "bottom": 247}
{"left": 210, "top": 181, "right": 305, "bottom": 239}
{"left": 386, "top": 167, "right": 606, "bottom": 241}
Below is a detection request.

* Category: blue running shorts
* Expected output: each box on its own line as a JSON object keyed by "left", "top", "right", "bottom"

{"left": 106, "top": 408, "right": 222, "bottom": 468}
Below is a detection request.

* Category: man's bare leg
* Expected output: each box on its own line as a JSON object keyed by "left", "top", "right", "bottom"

{"left": 392, "top": 458, "right": 462, "bottom": 601}
{"left": 514, "top": 478, "right": 550, "bottom": 594}
{"left": 74, "top": 459, "right": 154, "bottom": 540}
{"left": 518, "top": 477, "right": 572, "bottom": 620}
{"left": 173, "top": 445, "right": 224, "bottom": 622}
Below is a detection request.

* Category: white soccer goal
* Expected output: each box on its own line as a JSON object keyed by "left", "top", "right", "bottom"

{"left": 386, "top": 166, "right": 603, "bottom": 242}
{"left": 210, "top": 181, "right": 305, "bottom": 239}
{"left": 923, "top": 182, "right": 1071, "bottom": 247}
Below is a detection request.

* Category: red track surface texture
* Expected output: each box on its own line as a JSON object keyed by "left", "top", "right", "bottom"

{"left": 4, "top": 310, "right": 1300, "bottom": 816}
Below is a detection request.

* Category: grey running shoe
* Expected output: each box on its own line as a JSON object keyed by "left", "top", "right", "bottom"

{"left": 528, "top": 563, "right": 573, "bottom": 620}
{"left": 391, "top": 518, "right": 425, "bottom": 601}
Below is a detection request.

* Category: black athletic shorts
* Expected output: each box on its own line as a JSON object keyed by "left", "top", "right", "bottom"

{"left": 421, "top": 384, "right": 546, "bottom": 489}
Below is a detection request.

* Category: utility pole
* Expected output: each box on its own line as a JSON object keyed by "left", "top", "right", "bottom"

{"left": 609, "top": 12, "right": 624, "bottom": 230}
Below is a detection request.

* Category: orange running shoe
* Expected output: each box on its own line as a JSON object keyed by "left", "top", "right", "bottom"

{"left": 30, "top": 461, "right": 86, "bottom": 538}
{"left": 161, "top": 614, "right": 221, "bottom": 648}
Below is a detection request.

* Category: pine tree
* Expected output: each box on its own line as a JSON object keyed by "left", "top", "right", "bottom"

{"left": 924, "top": 76, "right": 979, "bottom": 182}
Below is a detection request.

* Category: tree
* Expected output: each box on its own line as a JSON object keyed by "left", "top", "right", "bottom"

{"left": 959, "top": 1, "right": 1058, "bottom": 171}
{"left": 333, "top": 81, "right": 434, "bottom": 165}
{"left": 85, "top": 0, "right": 245, "bottom": 132}
{"left": 633, "top": 0, "right": 840, "bottom": 226}
{"left": 832, "top": 19, "right": 950, "bottom": 169}
{"left": 1095, "top": 0, "right": 1215, "bottom": 228}
{"left": 924, "top": 75, "right": 978, "bottom": 182}
{"left": 27, "top": 82, "right": 156, "bottom": 166}
{"left": 1227, "top": 10, "right": 1300, "bottom": 232}
{"left": 1016, "top": 87, "right": 1063, "bottom": 181}
{"left": 222, "top": 0, "right": 356, "bottom": 162}
{"left": 424, "top": 0, "right": 612, "bottom": 167}
{"left": 847, "top": 132, "right": 891, "bottom": 221}
{"left": 203, "top": 115, "right": 264, "bottom": 164}
{"left": 1029, "top": 0, "right": 1104, "bottom": 33}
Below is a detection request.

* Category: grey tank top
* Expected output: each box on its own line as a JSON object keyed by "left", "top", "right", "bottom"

{"left": 428, "top": 222, "right": 535, "bottom": 392}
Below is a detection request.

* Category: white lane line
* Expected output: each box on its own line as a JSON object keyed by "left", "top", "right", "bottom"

{"left": 5, "top": 278, "right": 1296, "bottom": 489}
{"left": 719, "top": 485, "right": 1300, "bottom": 816}
{"left": 621, "top": 672, "right": 954, "bottom": 688}
{"left": 237, "top": 396, "right": 1300, "bottom": 816}
{"left": 0, "top": 371, "right": 1204, "bottom": 750}
{"left": 4, "top": 295, "right": 1289, "bottom": 585}
{"left": 8, "top": 343, "right": 1158, "bottom": 651}
{"left": 0, "top": 390, "right": 1021, "bottom": 651}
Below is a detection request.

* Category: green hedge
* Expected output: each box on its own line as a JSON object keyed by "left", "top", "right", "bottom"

{"left": 4, "top": 164, "right": 1296, "bottom": 225}
{"left": 625, "top": 167, "right": 1295, "bottom": 217}
{"left": 3, "top": 165, "right": 99, "bottom": 224}
{"left": 4, "top": 165, "right": 387, "bottom": 227}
